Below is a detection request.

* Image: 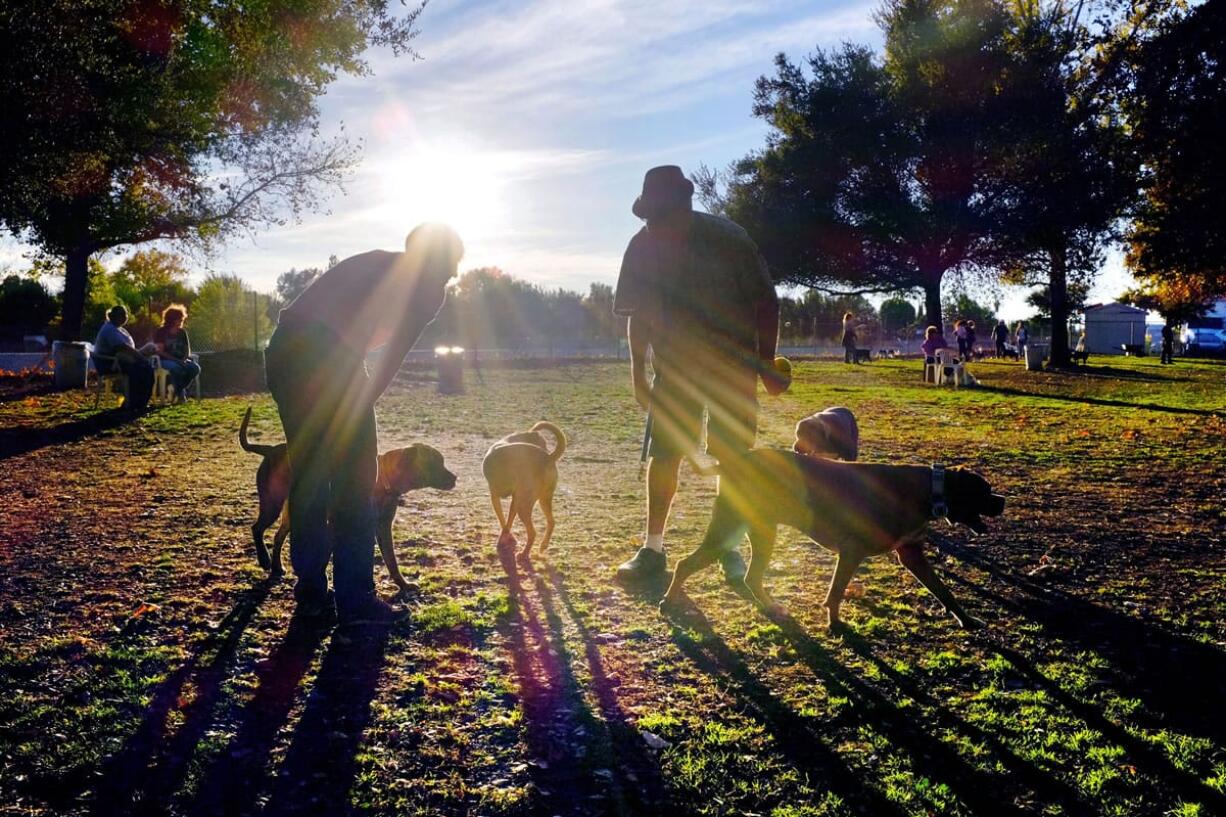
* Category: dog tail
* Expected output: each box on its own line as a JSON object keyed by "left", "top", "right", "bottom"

{"left": 239, "top": 406, "right": 279, "bottom": 457}
{"left": 530, "top": 421, "right": 567, "bottom": 463}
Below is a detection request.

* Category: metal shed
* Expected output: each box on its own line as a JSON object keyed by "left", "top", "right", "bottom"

{"left": 1082, "top": 302, "right": 1149, "bottom": 354}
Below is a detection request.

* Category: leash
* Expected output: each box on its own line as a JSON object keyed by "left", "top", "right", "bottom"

{"left": 930, "top": 463, "right": 949, "bottom": 519}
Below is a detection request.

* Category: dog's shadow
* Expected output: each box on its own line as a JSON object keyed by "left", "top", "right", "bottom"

{"left": 497, "top": 547, "right": 672, "bottom": 813}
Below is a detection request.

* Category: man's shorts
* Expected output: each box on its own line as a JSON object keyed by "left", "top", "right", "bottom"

{"left": 648, "top": 372, "right": 757, "bottom": 463}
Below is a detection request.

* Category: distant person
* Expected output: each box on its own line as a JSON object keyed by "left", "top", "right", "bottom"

{"left": 1161, "top": 322, "right": 1175, "bottom": 364}
{"left": 954, "top": 319, "right": 969, "bottom": 359}
{"left": 842, "top": 311, "right": 858, "bottom": 364}
{"left": 965, "top": 320, "right": 977, "bottom": 359}
{"left": 921, "top": 325, "right": 948, "bottom": 381}
{"left": 613, "top": 165, "right": 783, "bottom": 587}
{"left": 265, "top": 223, "right": 464, "bottom": 626}
{"left": 153, "top": 304, "right": 200, "bottom": 401}
{"left": 993, "top": 319, "right": 1009, "bottom": 357}
{"left": 1015, "top": 321, "right": 1029, "bottom": 355}
{"left": 93, "top": 305, "right": 154, "bottom": 413}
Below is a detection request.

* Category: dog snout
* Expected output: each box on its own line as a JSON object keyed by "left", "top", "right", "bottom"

{"left": 986, "top": 494, "right": 1006, "bottom": 516}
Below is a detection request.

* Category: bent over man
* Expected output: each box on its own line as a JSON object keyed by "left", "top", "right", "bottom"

{"left": 265, "top": 224, "right": 463, "bottom": 626}
{"left": 613, "top": 165, "right": 782, "bottom": 587}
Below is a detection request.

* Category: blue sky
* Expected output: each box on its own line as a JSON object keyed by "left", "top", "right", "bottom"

{"left": 2, "top": 0, "right": 1136, "bottom": 320}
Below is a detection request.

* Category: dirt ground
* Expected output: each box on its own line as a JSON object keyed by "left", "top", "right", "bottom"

{"left": 1, "top": 357, "right": 1223, "bottom": 817}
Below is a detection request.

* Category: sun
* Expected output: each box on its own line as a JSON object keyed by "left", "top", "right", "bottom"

{"left": 376, "top": 145, "right": 509, "bottom": 244}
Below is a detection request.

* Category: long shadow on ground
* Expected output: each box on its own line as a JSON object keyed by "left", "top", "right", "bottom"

{"left": 87, "top": 583, "right": 272, "bottom": 816}
{"left": 258, "top": 624, "right": 391, "bottom": 816}
{"left": 977, "top": 384, "right": 1222, "bottom": 417}
{"left": 500, "top": 549, "right": 671, "bottom": 815}
{"left": 940, "top": 541, "right": 1226, "bottom": 812}
{"left": 181, "top": 617, "right": 330, "bottom": 816}
{"left": 0, "top": 408, "right": 141, "bottom": 460}
{"left": 666, "top": 602, "right": 911, "bottom": 817}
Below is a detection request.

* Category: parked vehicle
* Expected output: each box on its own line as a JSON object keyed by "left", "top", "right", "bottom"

{"left": 1181, "top": 317, "right": 1226, "bottom": 355}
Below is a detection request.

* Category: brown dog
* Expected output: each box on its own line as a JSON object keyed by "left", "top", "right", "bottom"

{"left": 793, "top": 406, "right": 859, "bottom": 461}
{"left": 661, "top": 450, "right": 1005, "bottom": 630}
{"left": 481, "top": 421, "right": 566, "bottom": 562}
{"left": 239, "top": 407, "right": 457, "bottom": 595}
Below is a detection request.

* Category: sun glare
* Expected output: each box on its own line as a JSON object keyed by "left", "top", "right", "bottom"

{"left": 376, "top": 146, "right": 509, "bottom": 244}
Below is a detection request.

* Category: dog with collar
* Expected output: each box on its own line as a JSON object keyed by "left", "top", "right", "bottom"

{"left": 239, "top": 407, "right": 457, "bottom": 596}
{"left": 660, "top": 451, "right": 1005, "bottom": 630}
{"left": 793, "top": 407, "right": 859, "bottom": 461}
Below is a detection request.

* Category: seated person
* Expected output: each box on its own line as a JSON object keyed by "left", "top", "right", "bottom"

{"left": 921, "top": 325, "right": 948, "bottom": 361}
{"left": 93, "top": 305, "right": 154, "bottom": 412}
{"left": 153, "top": 303, "right": 200, "bottom": 401}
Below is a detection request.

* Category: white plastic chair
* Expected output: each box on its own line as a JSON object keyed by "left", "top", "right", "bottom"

{"left": 935, "top": 348, "right": 966, "bottom": 387}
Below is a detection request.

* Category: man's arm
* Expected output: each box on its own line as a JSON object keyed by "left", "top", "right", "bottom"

{"left": 628, "top": 314, "right": 653, "bottom": 409}
{"left": 363, "top": 312, "right": 431, "bottom": 406}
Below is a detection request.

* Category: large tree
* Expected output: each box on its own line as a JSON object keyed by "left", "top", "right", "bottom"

{"left": 1123, "top": 0, "right": 1226, "bottom": 315}
{"left": 988, "top": 0, "right": 1165, "bottom": 367}
{"left": 0, "top": 0, "right": 423, "bottom": 339}
{"left": 711, "top": 0, "right": 1013, "bottom": 333}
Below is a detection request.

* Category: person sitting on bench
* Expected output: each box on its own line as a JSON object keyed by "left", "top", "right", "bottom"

{"left": 93, "top": 305, "right": 155, "bottom": 413}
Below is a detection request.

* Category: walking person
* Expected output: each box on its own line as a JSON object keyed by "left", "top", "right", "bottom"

{"left": 1161, "top": 322, "right": 1175, "bottom": 364}
{"left": 612, "top": 165, "right": 783, "bottom": 588}
{"left": 1015, "top": 321, "right": 1029, "bottom": 358}
{"left": 954, "top": 320, "right": 968, "bottom": 360}
{"left": 264, "top": 224, "right": 464, "bottom": 626}
{"left": 842, "top": 312, "right": 857, "bottom": 364}
{"left": 965, "top": 320, "right": 977, "bottom": 360}
{"left": 993, "top": 319, "right": 1009, "bottom": 358}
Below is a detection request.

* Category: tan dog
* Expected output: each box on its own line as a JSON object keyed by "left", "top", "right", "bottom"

{"left": 482, "top": 422, "right": 566, "bottom": 562}
{"left": 661, "top": 450, "right": 1004, "bottom": 630}
{"left": 239, "top": 407, "right": 457, "bottom": 596}
{"left": 794, "top": 406, "right": 859, "bottom": 461}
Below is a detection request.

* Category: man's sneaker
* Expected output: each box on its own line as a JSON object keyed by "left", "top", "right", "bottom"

{"left": 721, "top": 549, "right": 748, "bottom": 585}
{"left": 338, "top": 596, "right": 409, "bottom": 628}
{"left": 615, "top": 546, "right": 667, "bottom": 585}
{"left": 293, "top": 589, "right": 337, "bottom": 627}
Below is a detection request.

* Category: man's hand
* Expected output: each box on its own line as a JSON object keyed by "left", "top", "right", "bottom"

{"left": 632, "top": 365, "right": 651, "bottom": 410}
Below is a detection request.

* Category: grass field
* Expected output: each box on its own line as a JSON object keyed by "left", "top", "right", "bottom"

{"left": 1, "top": 356, "right": 1223, "bottom": 817}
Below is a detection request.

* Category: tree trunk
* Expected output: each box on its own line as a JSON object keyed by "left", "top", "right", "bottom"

{"left": 922, "top": 274, "right": 944, "bottom": 336}
{"left": 59, "top": 246, "right": 91, "bottom": 342}
{"left": 1048, "top": 244, "right": 1071, "bottom": 368}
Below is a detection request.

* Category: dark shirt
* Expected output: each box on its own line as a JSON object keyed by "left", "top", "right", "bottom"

{"left": 154, "top": 326, "right": 191, "bottom": 361}
{"left": 614, "top": 212, "right": 774, "bottom": 381}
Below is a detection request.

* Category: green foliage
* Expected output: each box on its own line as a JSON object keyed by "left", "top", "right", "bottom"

{"left": 943, "top": 292, "right": 996, "bottom": 330}
{"left": 0, "top": 276, "right": 58, "bottom": 334}
{"left": 1124, "top": 0, "right": 1226, "bottom": 312}
{"left": 422, "top": 267, "right": 624, "bottom": 349}
{"left": 0, "top": 0, "right": 424, "bottom": 338}
{"left": 189, "top": 274, "right": 272, "bottom": 352}
{"left": 779, "top": 290, "right": 873, "bottom": 341}
{"left": 716, "top": 0, "right": 1015, "bottom": 332}
{"left": 112, "top": 249, "right": 194, "bottom": 335}
{"left": 878, "top": 297, "right": 917, "bottom": 333}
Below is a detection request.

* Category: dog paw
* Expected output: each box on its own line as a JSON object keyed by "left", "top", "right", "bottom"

{"left": 658, "top": 595, "right": 687, "bottom": 619}
{"left": 516, "top": 548, "right": 534, "bottom": 566}
{"left": 827, "top": 619, "right": 850, "bottom": 636}
{"left": 497, "top": 531, "right": 518, "bottom": 551}
{"left": 269, "top": 565, "right": 285, "bottom": 581}
{"left": 255, "top": 548, "right": 271, "bottom": 570}
{"left": 762, "top": 601, "right": 787, "bottom": 620}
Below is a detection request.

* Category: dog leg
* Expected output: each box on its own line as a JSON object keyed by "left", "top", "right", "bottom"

{"left": 660, "top": 498, "right": 745, "bottom": 615}
{"left": 825, "top": 551, "right": 865, "bottom": 631}
{"left": 896, "top": 541, "right": 981, "bottom": 629}
{"left": 377, "top": 514, "right": 412, "bottom": 599}
{"left": 515, "top": 495, "right": 536, "bottom": 563}
{"left": 252, "top": 520, "right": 272, "bottom": 571}
{"left": 270, "top": 508, "right": 290, "bottom": 579}
{"left": 745, "top": 524, "right": 784, "bottom": 616}
{"left": 494, "top": 490, "right": 517, "bottom": 551}
{"left": 538, "top": 491, "right": 555, "bottom": 554}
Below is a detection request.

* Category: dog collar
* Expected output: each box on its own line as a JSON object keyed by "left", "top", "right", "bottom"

{"left": 931, "top": 464, "right": 949, "bottom": 519}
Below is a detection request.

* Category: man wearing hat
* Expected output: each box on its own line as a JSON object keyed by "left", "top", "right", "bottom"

{"left": 613, "top": 165, "right": 783, "bottom": 586}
